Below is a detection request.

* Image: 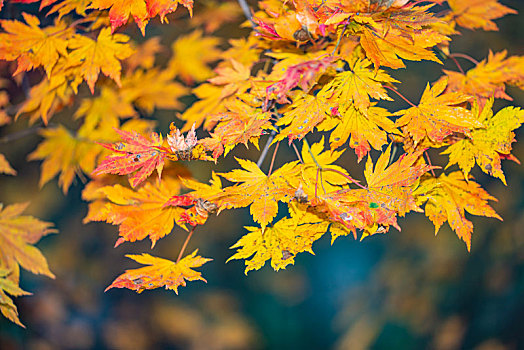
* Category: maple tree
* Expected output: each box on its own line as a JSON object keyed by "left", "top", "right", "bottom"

{"left": 0, "top": 0, "right": 523, "bottom": 328}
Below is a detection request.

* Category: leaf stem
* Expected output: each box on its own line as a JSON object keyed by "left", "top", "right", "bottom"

{"left": 290, "top": 141, "right": 303, "bottom": 164}
{"left": 424, "top": 151, "right": 437, "bottom": 177}
{"left": 448, "top": 54, "right": 465, "bottom": 74}
{"left": 176, "top": 226, "right": 196, "bottom": 263}
{"left": 268, "top": 141, "right": 280, "bottom": 176}
{"left": 303, "top": 137, "right": 367, "bottom": 190}
{"left": 384, "top": 85, "right": 417, "bottom": 107}
{"left": 449, "top": 53, "right": 480, "bottom": 65}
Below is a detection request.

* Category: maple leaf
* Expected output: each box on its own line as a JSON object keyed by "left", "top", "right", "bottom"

{"left": 44, "top": 0, "right": 91, "bottom": 19}
{"left": 208, "top": 59, "right": 251, "bottom": 99}
{"left": 200, "top": 105, "right": 272, "bottom": 160}
{"left": 265, "top": 55, "right": 335, "bottom": 105}
{"left": 0, "top": 153, "right": 16, "bottom": 175}
{"left": 300, "top": 137, "right": 354, "bottom": 193}
{"left": 14, "top": 73, "right": 75, "bottom": 125}
{"left": 347, "top": 5, "right": 449, "bottom": 69}
{"left": 28, "top": 125, "right": 102, "bottom": 193}
{"left": 217, "top": 158, "right": 299, "bottom": 227}
{"left": 363, "top": 146, "right": 431, "bottom": 215}
{"left": 88, "top": 0, "right": 193, "bottom": 34}
{"left": 312, "top": 145, "right": 432, "bottom": 238}
{"left": 394, "top": 78, "right": 482, "bottom": 144}
{"left": 317, "top": 104, "right": 397, "bottom": 161}
{"left": 93, "top": 128, "right": 165, "bottom": 188}
{"left": 0, "top": 202, "right": 56, "bottom": 283}
{"left": 440, "top": 51, "right": 524, "bottom": 106}
{"left": 447, "top": 0, "right": 516, "bottom": 31}
{"left": 228, "top": 203, "right": 328, "bottom": 274}
{"left": 318, "top": 58, "right": 397, "bottom": 110}
{"left": 178, "top": 83, "right": 228, "bottom": 131}
{"left": 415, "top": 172, "right": 501, "bottom": 251}
{"left": 105, "top": 250, "right": 211, "bottom": 294}
{"left": 191, "top": 1, "right": 242, "bottom": 33}
{"left": 67, "top": 28, "right": 134, "bottom": 93}
{"left": 443, "top": 99, "right": 524, "bottom": 185}
{"left": 0, "top": 269, "right": 31, "bottom": 328}
{"left": 167, "top": 30, "right": 221, "bottom": 84}
{"left": 90, "top": 177, "right": 185, "bottom": 247}
{"left": 0, "top": 13, "right": 74, "bottom": 76}
{"left": 275, "top": 92, "right": 330, "bottom": 143}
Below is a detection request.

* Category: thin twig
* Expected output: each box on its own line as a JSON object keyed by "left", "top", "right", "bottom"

{"left": 176, "top": 226, "right": 197, "bottom": 263}
{"left": 0, "top": 123, "right": 43, "bottom": 144}
{"left": 268, "top": 141, "right": 280, "bottom": 176}
{"left": 315, "top": 167, "right": 319, "bottom": 199}
{"left": 331, "top": 23, "right": 348, "bottom": 56}
{"left": 237, "top": 0, "right": 255, "bottom": 27}
{"left": 256, "top": 130, "right": 277, "bottom": 168}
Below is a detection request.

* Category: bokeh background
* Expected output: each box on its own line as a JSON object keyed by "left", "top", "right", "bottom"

{"left": 0, "top": 0, "right": 523, "bottom": 349}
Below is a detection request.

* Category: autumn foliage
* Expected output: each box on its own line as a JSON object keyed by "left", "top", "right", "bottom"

{"left": 0, "top": 0, "right": 523, "bottom": 328}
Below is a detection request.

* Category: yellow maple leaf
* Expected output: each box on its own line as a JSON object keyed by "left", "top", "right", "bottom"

{"left": 105, "top": 250, "right": 211, "bottom": 294}
{"left": 275, "top": 92, "right": 330, "bottom": 142}
{"left": 0, "top": 269, "right": 31, "bottom": 327}
{"left": 208, "top": 59, "right": 252, "bottom": 99}
{"left": 217, "top": 158, "right": 300, "bottom": 227}
{"left": 447, "top": 0, "right": 516, "bottom": 31}
{"left": 299, "top": 137, "right": 354, "bottom": 193}
{"left": 228, "top": 203, "right": 328, "bottom": 273}
{"left": 67, "top": 28, "right": 134, "bottom": 93}
{"left": 443, "top": 99, "right": 524, "bottom": 185}
{"left": 317, "top": 104, "right": 397, "bottom": 161}
{"left": 28, "top": 125, "right": 102, "bottom": 193}
{"left": 167, "top": 30, "right": 221, "bottom": 84}
{"left": 0, "top": 202, "right": 56, "bottom": 283}
{"left": 394, "top": 78, "right": 483, "bottom": 144}
{"left": 415, "top": 172, "right": 501, "bottom": 251}
{"left": 319, "top": 58, "right": 397, "bottom": 110}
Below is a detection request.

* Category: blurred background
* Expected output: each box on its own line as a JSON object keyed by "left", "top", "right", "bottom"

{"left": 0, "top": 0, "right": 523, "bottom": 349}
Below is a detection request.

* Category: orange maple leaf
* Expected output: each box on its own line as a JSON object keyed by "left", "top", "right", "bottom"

{"left": 447, "top": 0, "right": 516, "bottom": 31}
{"left": 105, "top": 250, "right": 211, "bottom": 294}
{"left": 440, "top": 51, "right": 524, "bottom": 106}
{"left": 415, "top": 172, "right": 501, "bottom": 251}
{"left": 0, "top": 13, "right": 74, "bottom": 76}
{"left": 89, "top": 0, "right": 193, "bottom": 34}
{"left": 90, "top": 177, "right": 185, "bottom": 247}
{"left": 394, "top": 78, "right": 483, "bottom": 144}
